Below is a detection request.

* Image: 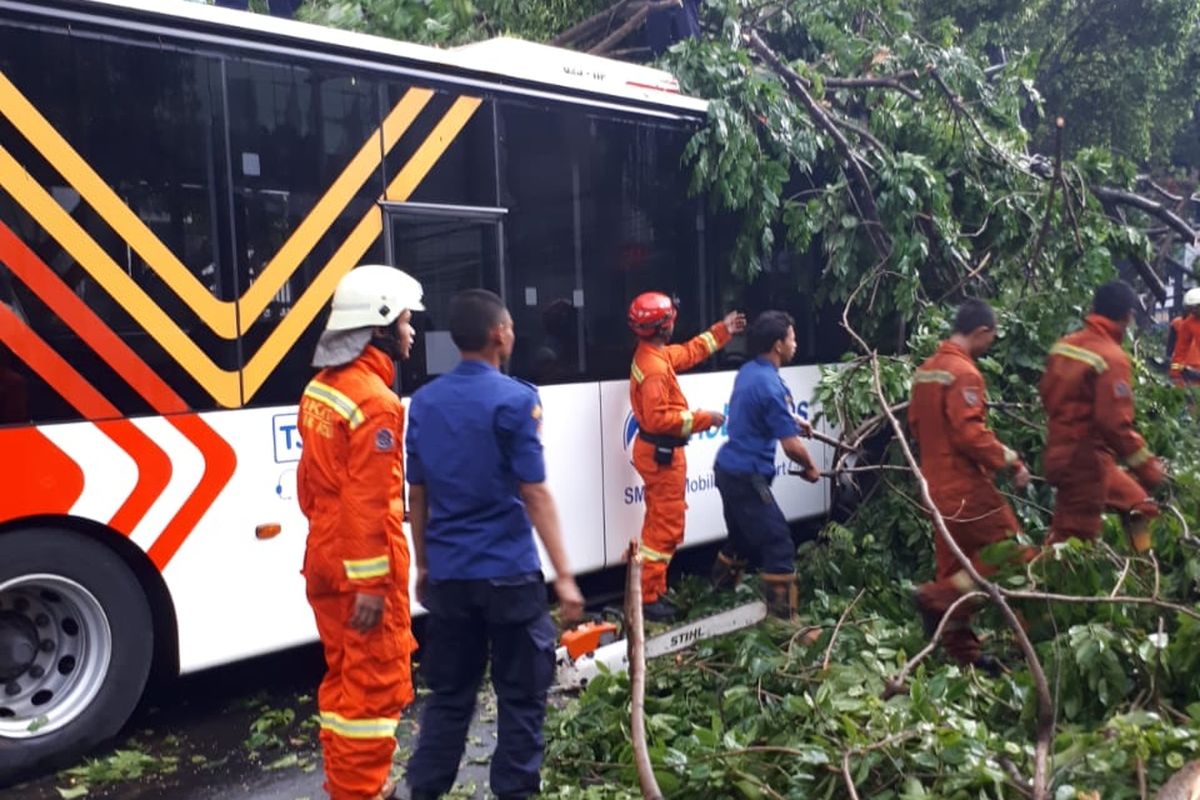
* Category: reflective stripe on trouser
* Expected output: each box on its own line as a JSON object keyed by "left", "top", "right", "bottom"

{"left": 1046, "top": 448, "right": 1159, "bottom": 545}
{"left": 632, "top": 438, "right": 687, "bottom": 604}
{"left": 917, "top": 487, "right": 1023, "bottom": 665}
{"left": 307, "top": 586, "right": 415, "bottom": 800}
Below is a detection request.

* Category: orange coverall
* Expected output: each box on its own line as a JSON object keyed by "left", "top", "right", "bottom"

{"left": 630, "top": 322, "right": 731, "bottom": 603}
{"left": 1169, "top": 314, "right": 1200, "bottom": 384}
{"left": 1040, "top": 314, "right": 1162, "bottom": 547}
{"left": 908, "top": 340, "right": 1023, "bottom": 664}
{"left": 297, "top": 345, "right": 416, "bottom": 800}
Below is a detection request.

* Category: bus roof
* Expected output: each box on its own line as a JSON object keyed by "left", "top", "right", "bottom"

{"left": 13, "top": 0, "right": 710, "bottom": 115}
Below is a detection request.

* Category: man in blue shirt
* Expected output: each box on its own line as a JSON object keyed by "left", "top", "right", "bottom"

{"left": 711, "top": 311, "right": 820, "bottom": 620}
{"left": 405, "top": 289, "right": 584, "bottom": 800}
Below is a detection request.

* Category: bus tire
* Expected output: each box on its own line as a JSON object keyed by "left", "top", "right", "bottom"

{"left": 0, "top": 528, "right": 153, "bottom": 786}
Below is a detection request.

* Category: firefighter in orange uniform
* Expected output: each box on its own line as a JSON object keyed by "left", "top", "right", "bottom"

{"left": 1168, "top": 287, "right": 1200, "bottom": 386}
{"left": 909, "top": 299, "right": 1031, "bottom": 674}
{"left": 297, "top": 265, "right": 425, "bottom": 800}
{"left": 627, "top": 292, "right": 746, "bottom": 621}
{"left": 1041, "top": 280, "right": 1166, "bottom": 553}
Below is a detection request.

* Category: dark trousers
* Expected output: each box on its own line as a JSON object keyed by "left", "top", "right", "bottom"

{"left": 407, "top": 574, "right": 556, "bottom": 798}
{"left": 715, "top": 466, "right": 795, "bottom": 574}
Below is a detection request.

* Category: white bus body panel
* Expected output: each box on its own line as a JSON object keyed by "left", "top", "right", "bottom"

{"left": 162, "top": 365, "right": 829, "bottom": 674}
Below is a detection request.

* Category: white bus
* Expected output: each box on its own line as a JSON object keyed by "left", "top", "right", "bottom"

{"left": 0, "top": 0, "right": 843, "bottom": 779}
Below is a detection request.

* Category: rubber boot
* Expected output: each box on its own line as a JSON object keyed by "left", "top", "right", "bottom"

{"left": 1122, "top": 511, "right": 1153, "bottom": 553}
{"left": 710, "top": 551, "right": 747, "bottom": 592}
{"left": 642, "top": 596, "right": 677, "bottom": 623}
{"left": 761, "top": 572, "right": 798, "bottom": 621}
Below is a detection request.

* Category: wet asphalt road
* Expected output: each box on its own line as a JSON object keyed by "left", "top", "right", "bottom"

{"left": 6, "top": 642, "right": 497, "bottom": 800}
{"left": 4, "top": 551, "right": 721, "bottom": 800}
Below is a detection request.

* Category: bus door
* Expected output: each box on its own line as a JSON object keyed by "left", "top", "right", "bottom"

{"left": 380, "top": 201, "right": 506, "bottom": 393}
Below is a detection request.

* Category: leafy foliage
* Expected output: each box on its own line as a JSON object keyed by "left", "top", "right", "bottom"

{"left": 917, "top": 0, "right": 1200, "bottom": 164}
{"left": 296, "top": 0, "right": 614, "bottom": 47}
{"left": 281, "top": 0, "right": 1200, "bottom": 795}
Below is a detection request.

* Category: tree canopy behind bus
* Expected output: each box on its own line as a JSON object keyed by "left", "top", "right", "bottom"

{"left": 292, "top": 0, "right": 1200, "bottom": 797}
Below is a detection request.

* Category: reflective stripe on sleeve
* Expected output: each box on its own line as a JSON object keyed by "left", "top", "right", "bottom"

{"left": 1003, "top": 446, "right": 1018, "bottom": 466}
{"left": 1125, "top": 445, "right": 1152, "bottom": 468}
{"left": 631, "top": 362, "right": 645, "bottom": 384}
{"left": 1049, "top": 343, "right": 1107, "bottom": 373}
{"left": 639, "top": 544, "right": 672, "bottom": 563}
{"left": 699, "top": 331, "right": 719, "bottom": 354}
{"left": 680, "top": 409, "right": 694, "bottom": 437}
{"left": 949, "top": 571, "right": 977, "bottom": 594}
{"left": 304, "top": 381, "right": 366, "bottom": 430}
{"left": 343, "top": 555, "right": 390, "bottom": 580}
{"left": 319, "top": 712, "right": 399, "bottom": 740}
{"left": 912, "top": 369, "right": 955, "bottom": 385}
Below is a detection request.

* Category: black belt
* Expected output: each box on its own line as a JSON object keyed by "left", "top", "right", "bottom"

{"left": 638, "top": 431, "right": 689, "bottom": 449}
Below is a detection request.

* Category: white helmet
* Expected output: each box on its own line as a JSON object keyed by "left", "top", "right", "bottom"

{"left": 325, "top": 265, "right": 424, "bottom": 332}
{"left": 1185, "top": 287, "right": 1200, "bottom": 308}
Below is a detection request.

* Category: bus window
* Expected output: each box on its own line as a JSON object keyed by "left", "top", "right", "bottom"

{"left": 708, "top": 221, "right": 851, "bottom": 365}
{"left": 0, "top": 25, "right": 234, "bottom": 418}
{"left": 385, "top": 213, "right": 502, "bottom": 393}
{"left": 577, "top": 118, "right": 708, "bottom": 380}
{"left": 227, "top": 59, "right": 386, "bottom": 408}
{"left": 498, "top": 103, "right": 709, "bottom": 385}
{"left": 381, "top": 87, "right": 496, "bottom": 209}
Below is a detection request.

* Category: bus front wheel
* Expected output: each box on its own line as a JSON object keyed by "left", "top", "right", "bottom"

{"left": 0, "top": 528, "right": 152, "bottom": 786}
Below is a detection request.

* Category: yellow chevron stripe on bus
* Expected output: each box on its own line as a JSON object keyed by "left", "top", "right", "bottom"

{"left": 0, "top": 70, "right": 434, "bottom": 340}
{"left": 240, "top": 96, "right": 482, "bottom": 400}
{"left": 0, "top": 97, "right": 481, "bottom": 407}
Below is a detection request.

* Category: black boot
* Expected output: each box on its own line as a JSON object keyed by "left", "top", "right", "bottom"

{"left": 761, "top": 573, "right": 797, "bottom": 621}
{"left": 643, "top": 596, "right": 678, "bottom": 623}
{"left": 972, "top": 654, "right": 1008, "bottom": 678}
{"left": 710, "top": 551, "right": 746, "bottom": 592}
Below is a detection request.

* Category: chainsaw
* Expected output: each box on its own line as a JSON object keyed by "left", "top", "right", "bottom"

{"left": 554, "top": 601, "right": 768, "bottom": 690}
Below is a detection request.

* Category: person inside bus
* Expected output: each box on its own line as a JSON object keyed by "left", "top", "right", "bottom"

{"left": 628, "top": 291, "right": 746, "bottom": 622}
{"left": 709, "top": 311, "right": 820, "bottom": 620}
{"left": 296, "top": 264, "right": 424, "bottom": 800}
{"left": 404, "top": 289, "right": 584, "bottom": 800}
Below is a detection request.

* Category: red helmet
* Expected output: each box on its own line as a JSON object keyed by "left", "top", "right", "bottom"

{"left": 628, "top": 292, "right": 677, "bottom": 338}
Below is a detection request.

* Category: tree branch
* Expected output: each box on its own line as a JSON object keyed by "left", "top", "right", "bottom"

{"left": 839, "top": 272, "right": 1054, "bottom": 800}
{"left": 824, "top": 71, "right": 922, "bottom": 101}
{"left": 882, "top": 591, "right": 987, "bottom": 700}
{"left": 551, "top": 0, "right": 631, "bottom": 47}
{"left": 1092, "top": 186, "right": 1199, "bottom": 244}
{"left": 746, "top": 30, "right": 891, "bottom": 260}
{"left": 1024, "top": 117, "right": 1064, "bottom": 283}
{"left": 625, "top": 542, "right": 663, "bottom": 800}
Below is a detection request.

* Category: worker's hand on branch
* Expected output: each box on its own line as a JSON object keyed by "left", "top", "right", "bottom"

{"left": 798, "top": 461, "right": 821, "bottom": 483}
{"left": 794, "top": 415, "right": 813, "bottom": 437}
{"left": 707, "top": 410, "right": 727, "bottom": 428}
{"left": 723, "top": 310, "right": 747, "bottom": 334}
{"left": 1135, "top": 456, "right": 1167, "bottom": 490}
{"left": 1012, "top": 463, "right": 1032, "bottom": 490}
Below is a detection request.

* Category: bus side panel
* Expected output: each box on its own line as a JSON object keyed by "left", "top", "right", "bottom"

{"left": 165, "top": 384, "right": 607, "bottom": 674}
{"left": 161, "top": 407, "right": 313, "bottom": 674}
{"left": 535, "top": 382, "right": 607, "bottom": 576}
{"left": 599, "top": 365, "right": 831, "bottom": 567}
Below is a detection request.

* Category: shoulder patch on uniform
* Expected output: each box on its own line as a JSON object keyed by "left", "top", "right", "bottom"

{"left": 1114, "top": 381, "right": 1131, "bottom": 399}
{"left": 962, "top": 387, "right": 980, "bottom": 407}
{"left": 375, "top": 428, "right": 395, "bottom": 451}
